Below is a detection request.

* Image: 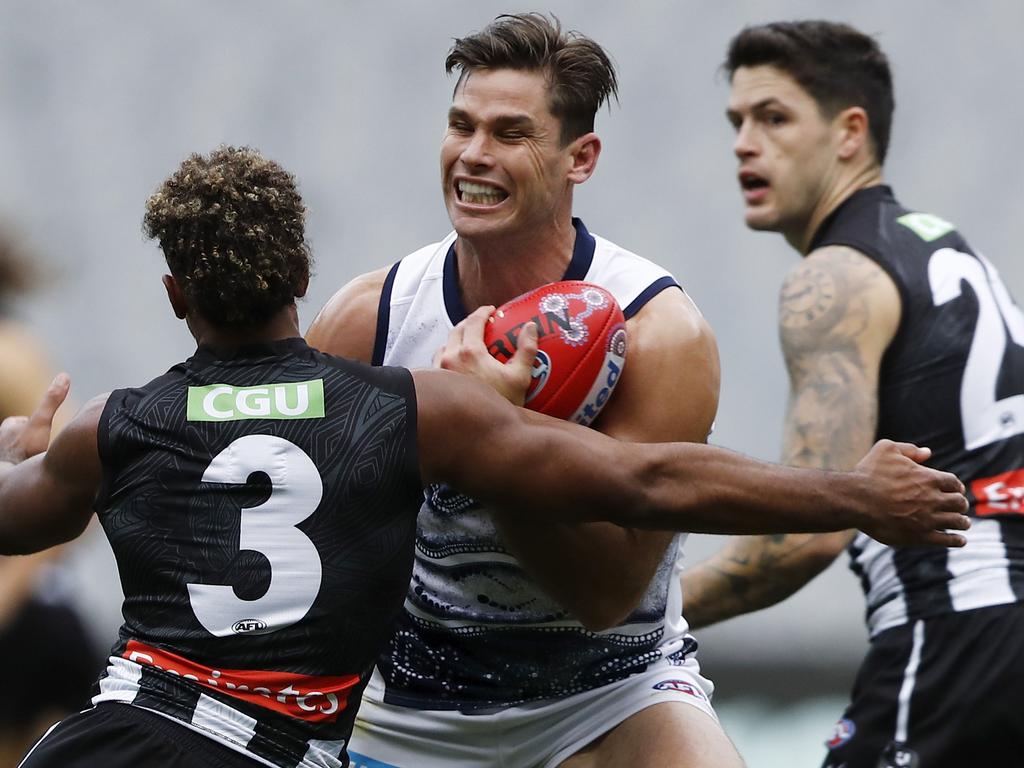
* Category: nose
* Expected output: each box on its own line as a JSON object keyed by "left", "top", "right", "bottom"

{"left": 733, "top": 119, "right": 759, "bottom": 159}
{"left": 460, "top": 129, "right": 493, "bottom": 169}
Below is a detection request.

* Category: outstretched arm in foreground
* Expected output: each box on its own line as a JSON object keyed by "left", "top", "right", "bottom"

{"left": 0, "top": 376, "right": 105, "bottom": 555}
{"left": 682, "top": 247, "right": 902, "bottom": 629}
{"left": 413, "top": 363, "right": 969, "bottom": 545}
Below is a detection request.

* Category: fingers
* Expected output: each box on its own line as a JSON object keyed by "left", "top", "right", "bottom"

{"left": 920, "top": 530, "right": 968, "bottom": 549}
{"left": 933, "top": 470, "right": 966, "bottom": 495}
{"left": 509, "top": 322, "right": 538, "bottom": 368}
{"left": 934, "top": 490, "right": 969, "bottom": 514}
{"left": 934, "top": 512, "right": 971, "bottom": 531}
{"left": 889, "top": 440, "right": 932, "bottom": 463}
{"left": 27, "top": 373, "right": 70, "bottom": 431}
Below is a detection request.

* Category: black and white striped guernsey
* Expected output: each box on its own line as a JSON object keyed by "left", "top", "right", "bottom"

{"left": 91, "top": 338, "right": 422, "bottom": 767}
{"left": 811, "top": 186, "right": 1024, "bottom": 636}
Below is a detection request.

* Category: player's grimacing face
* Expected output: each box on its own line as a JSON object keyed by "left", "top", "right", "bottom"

{"left": 441, "top": 68, "right": 573, "bottom": 241}
{"left": 727, "top": 65, "right": 840, "bottom": 234}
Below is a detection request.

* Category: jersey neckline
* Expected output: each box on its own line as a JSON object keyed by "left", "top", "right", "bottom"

{"left": 192, "top": 336, "right": 311, "bottom": 363}
{"left": 809, "top": 184, "right": 895, "bottom": 253}
{"left": 441, "top": 217, "right": 597, "bottom": 326}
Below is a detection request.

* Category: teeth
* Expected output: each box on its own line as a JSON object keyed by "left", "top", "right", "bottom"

{"left": 458, "top": 180, "right": 507, "bottom": 205}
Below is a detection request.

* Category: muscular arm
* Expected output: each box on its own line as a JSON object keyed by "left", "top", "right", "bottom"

{"left": 682, "top": 246, "right": 902, "bottom": 629}
{"left": 413, "top": 368, "right": 965, "bottom": 539}
{"left": 0, "top": 393, "right": 105, "bottom": 555}
{"left": 492, "top": 288, "right": 720, "bottom": 629}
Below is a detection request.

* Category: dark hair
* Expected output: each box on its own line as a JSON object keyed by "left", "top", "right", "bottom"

{"left": 143, "top": 146, "right": 311, "bottom": 327}
{"left": 445, "top": 13, "right": 618, "bottom": 145}
{"left": 725, "top": 21, "right": 894, "bottom": 164}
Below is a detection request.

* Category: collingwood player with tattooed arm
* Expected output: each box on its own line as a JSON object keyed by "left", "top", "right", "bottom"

{"left": 0, "top": 146, "right": 963, "bottom": 768}
{"left": 682, "top": 21, "right": 1024, "bottom": 768}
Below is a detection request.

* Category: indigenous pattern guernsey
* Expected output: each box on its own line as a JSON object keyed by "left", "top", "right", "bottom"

{"left": 371, "top": 218, "right": 692, "bottom": 710}
{"left": 92, "top": 339, "right": 421, "bottom": 768}
{"left": 811, "top": 186, "right": 1024, "bottom": 636}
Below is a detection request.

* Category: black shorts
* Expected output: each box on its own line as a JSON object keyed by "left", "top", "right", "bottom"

{"left": 822, "top": 601, "right": 1024, "bottom": 768}
{"left": 0, "top": 597, "right": 101, "bottom": 726}
{"left": 20, "top": 702, "right": 262, "bottom": 768}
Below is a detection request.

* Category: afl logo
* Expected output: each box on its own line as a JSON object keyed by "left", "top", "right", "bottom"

{"left": 608, "top": 325, "right": 626, "bottom": 358}
{"left": 232, "top": 618, "right": 268, "bottom": 635}
{"left": 526, "top": 350, "right": 551, "bottom": 403}
{"left": 825, "top": 718, "right": 856, "bottom": 749}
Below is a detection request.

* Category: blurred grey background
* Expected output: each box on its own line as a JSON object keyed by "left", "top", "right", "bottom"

{"left": 1, "top": 1, "right": 1020, "bottom": 765}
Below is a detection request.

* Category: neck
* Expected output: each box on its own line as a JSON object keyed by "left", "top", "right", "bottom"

{"left": 188, "top": 304, "right": 301, "bottom": 348}
{"left": 455, "top": 217, "right": 578, "bottom": 311}
{"left": 790, "top": 165, "right": 884, "bottom": 254}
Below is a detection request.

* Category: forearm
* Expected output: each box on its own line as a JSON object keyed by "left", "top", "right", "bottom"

{"left": 0, "top": 457, "right": 93, "bottom": 555}
{"left": 683, "top": 531, "right": 850, "bottom": 629}
{"left": 496, "top": 514, "right": 673, "bottom": 630}
{"left": 621, "top": 443, "right": 868, "bottom": 533}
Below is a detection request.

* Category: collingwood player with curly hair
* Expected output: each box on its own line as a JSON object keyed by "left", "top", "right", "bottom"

{"left": 0, "top": 146, "right": 966, "bottom": 768}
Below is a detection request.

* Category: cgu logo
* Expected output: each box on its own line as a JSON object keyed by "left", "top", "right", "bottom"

{"left": 232, "top": 618, "right": 268, "bottom": 634}
{"left": 187, "top": 379, "right": 326, "bottom": 422}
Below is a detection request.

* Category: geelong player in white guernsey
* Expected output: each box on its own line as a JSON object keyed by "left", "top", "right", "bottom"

{"left": 307, "top": 13, "right": 737, "bottom": 768}
{"left": 683, "top": 22, "right": 1024, "bottom": 768}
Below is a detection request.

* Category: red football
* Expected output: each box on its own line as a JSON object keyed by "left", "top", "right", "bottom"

{"left": 484, "top": 280, "right": 627, "bottom": 425}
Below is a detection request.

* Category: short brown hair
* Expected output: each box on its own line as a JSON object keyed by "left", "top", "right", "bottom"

{"left": 143, "top": 146, "right": 311, "bottom": 328}
{"left": 445, "top": 13, "right": 618, "bottom": 145}
{"left": 725, "top": 21, "right": 894, "bottom": 164}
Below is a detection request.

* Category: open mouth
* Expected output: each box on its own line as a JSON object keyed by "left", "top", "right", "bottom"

{"left": 739, "top": 171, "right": 769, "bottom": 193}
{"left": 457, "top": 180, "right": 509, "bottom": 206}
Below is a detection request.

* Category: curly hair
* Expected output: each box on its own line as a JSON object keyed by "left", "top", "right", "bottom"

{"left": 446, "top": 13, "right": 618, "bottom": 146}
{"left": 143, "top": 146, "right": 311, "bottom": 327}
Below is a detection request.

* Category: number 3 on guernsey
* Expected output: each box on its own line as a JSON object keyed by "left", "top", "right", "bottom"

{"left": 187, "top": 435, "right": 324, "bottom": 637}
{"left": 929, "top": 249, "right": 1024, "bottom": 450}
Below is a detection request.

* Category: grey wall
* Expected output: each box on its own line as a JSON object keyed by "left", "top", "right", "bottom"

{"left": 2, "top": 0, "right": 1021, "bottom": 708}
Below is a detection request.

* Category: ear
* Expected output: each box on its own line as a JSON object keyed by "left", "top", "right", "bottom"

{"left": 835, "top": 106, "right": 870, "bottom": 161}
{"left": 566, "top": 132, "right": 602, "bottom": 185}
{"left": 294, "top": 269, "right": 310, "bottom": 299}
{"left": 162, "top": 274, "right": 188, "bottom": 320}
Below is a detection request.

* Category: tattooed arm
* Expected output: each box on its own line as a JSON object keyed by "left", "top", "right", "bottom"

{"left": 682, "top": 246, "right": 901, "bottom": 629}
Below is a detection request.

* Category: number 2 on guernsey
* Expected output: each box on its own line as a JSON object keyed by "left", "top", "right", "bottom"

{"left": 929, "top": 249, "right": 1024, "bottom": 450}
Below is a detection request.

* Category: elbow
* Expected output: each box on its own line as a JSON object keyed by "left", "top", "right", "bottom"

{"left": 574, "top": 601, "right": 638, "bottom": 632}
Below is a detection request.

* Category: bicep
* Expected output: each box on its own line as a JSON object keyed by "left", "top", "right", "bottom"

{"left": 779, "top": 247, "right": 901, "bottom": 470}
{"left": 597, "top": 287, "right": 720, "bottom": 445}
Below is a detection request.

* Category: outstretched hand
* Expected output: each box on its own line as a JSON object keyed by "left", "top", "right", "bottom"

{"left": 854, "top": 439, "right": 970, "bottom": 548}
{"left": 0, "top": 373, "right": 71, "bottom": 465}
{"left": 434, "top": 306, "right": 539, "bottom": 406}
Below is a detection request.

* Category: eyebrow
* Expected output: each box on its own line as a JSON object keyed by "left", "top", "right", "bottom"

{"left": 727, "top": 97, "right": 788, "bottom": 119}
{"left": 446, "top": 107, "right": 536, "bottom": 129}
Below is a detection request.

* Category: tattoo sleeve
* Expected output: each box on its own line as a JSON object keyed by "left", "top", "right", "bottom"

{"left": 682, "top": 248, "right": 897, "bottom": 629}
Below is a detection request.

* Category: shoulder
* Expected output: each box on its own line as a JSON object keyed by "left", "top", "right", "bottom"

{"left": 779, "top": 245, "right": 901, "bottom": 364}
{"left": 305, "top": 266, "right": 392, "bottom": 363}
{"left": 46, "top": 392, "right": 109, "bottom": 474}
{"left": 598, "top": 286, "right": 719, "bottom": 443}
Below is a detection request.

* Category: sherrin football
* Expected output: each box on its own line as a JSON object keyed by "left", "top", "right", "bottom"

{"left": 484, "top": 280, "right": 627, "bottom": 426}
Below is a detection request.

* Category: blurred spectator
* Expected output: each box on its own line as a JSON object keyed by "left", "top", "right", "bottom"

{"left": 0, "top": 231, "right": 101, "bottom": 766}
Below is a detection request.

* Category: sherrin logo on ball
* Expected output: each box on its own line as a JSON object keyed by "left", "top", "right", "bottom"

{"left": 484, "top": 280, "right": 627, "bottom": 425}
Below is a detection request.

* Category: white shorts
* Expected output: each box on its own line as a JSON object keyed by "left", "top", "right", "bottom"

{"left": 347, "top": 656, "right": 716, "bottom": 768}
